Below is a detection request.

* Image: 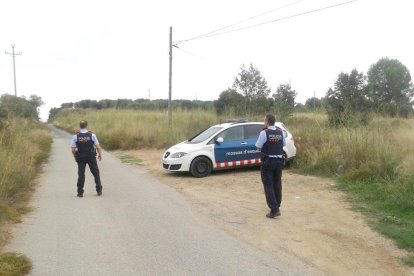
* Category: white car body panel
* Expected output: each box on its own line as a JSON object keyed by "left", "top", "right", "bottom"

{"left": 163, "top": 121, "right": 296, "bottom": 176}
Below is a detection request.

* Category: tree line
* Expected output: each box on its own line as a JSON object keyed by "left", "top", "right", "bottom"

{"left": 48, "top": 99, "right": 214, "bottom": 122}
{"left": 216, "top": 57, "right": 413, "bottom": 126}
{"left": 47, "top": 57, "right": 413, "bottom": 126}
{"left": 325, "top": 58, "right": 413, "bottom": 126}
{"left": 214, "top": 63, "right": 297, "bottom": 122}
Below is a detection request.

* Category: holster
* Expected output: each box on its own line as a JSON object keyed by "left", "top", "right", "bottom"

{"left": 260, "top": 153, "right": 270, "bottom": 167}
{"left": 259, "top": 152, "right": 269, "bottom": 162}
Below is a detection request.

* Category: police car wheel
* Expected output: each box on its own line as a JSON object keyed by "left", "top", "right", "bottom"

{"left": 190, "top": 157, "right": 212, "bottom": 178}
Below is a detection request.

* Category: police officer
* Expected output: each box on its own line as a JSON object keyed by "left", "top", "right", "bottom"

{"left": 70, "top": 120, "right": 103, "bottom": 197}
{"left": 256, "top": 114, "right": 286, "bottom": 218}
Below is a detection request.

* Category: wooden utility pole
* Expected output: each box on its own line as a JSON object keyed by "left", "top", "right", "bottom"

{"left": 168, "top": 26, "right": 173, "bottom": 128}
{"left": 5, "top": 44, "right": 22, "bottom": 97}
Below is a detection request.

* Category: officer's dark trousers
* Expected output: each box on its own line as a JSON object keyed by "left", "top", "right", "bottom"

{"left": 77, "top": 156, "right": 102, "bottom": 195}
{"left": 261, "top": 158, "right": 283, "bottom": 212}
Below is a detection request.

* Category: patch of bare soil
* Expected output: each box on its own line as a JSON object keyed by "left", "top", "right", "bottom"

{"left": 115, "top": 149, "right": 412, "bottom": 275}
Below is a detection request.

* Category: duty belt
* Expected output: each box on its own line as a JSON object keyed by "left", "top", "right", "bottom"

{"left": 260, "top": 153, "right": 283, "bottom": 159}
{"left": 268, "top": 155, "right": 284, "bottom": 159}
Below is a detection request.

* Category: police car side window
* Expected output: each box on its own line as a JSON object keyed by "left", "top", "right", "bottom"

{"left": 219, "top": 126, "right": 244, "bottom": 141}
{"left": 245, "top": 125, "right": 264, "bottom": 139}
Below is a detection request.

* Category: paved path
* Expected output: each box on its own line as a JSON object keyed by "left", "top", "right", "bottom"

{"left": 7, "top": 126, "right": 321, "bottom": 275}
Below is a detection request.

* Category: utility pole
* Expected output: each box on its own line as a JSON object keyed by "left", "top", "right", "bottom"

{"left": 168, "top": 26, "right": 173, "bottom": 128}
{"left": 313, "top": 91, "right": 316, "bottom": 109}
{"left": 5, "top": 44, "right": 22, "bottom": 97}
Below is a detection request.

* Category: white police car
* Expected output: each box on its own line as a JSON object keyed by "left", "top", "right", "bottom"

{"left": 162, "top": 120, "right": 297, "bottom": 177}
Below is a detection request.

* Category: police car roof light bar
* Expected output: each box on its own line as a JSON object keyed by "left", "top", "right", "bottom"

{"left": 226, "top": 119, "right": 249, "bottom": 124}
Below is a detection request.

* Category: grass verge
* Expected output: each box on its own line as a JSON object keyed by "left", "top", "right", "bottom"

{"left": 0, "top": 118, "right": 52, "bottom": 275}
{"left": 338, "top": 178, "right": 414, "bottom": 265}
{"left": 0, "top": 253, "right": 32, "bottom": 276}
{"left": 117, "top": 154, "right": 144, "bottom": 166}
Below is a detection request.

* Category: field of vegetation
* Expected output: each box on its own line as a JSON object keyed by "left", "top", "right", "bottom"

{"left": 0, "top": 118, "right": 52, "bottom": 275}
{"left": 52, "top": 108, "right": 414, "bottom": 265}
{"left": 0, "top": 95, "right": 52, "bottom": 275}
{"left": 53, "top": 109, "right": 220, "bottom": 149}
{"left": 290, "top": 112, "right": 414, "bottom": 265}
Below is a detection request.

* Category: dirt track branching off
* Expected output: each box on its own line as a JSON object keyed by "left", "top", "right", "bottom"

{"left": 53, "top": 109, "right": 414, "bottom": 268}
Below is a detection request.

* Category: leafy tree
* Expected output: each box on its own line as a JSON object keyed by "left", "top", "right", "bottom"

{"left": 367, "top": 58, "right": 414, "bottom": 117}
{"left": 61, "top": 102, "right": 74, "bottom": 109}
{"left": 294, "top": 103, "right": 307, "bottom": 113}
{"left": 233, "top": 63, "right": 271, "bottom": 114}
{"left": 0, "top": 94, "right": 41, "bottom": 120}
{"left": 28, "top": 94, "right": 44, "bottom": 108}
{"left": 326, "top": 69, "right": 370, "bottom": 126}
{"left": 273, "top": 83, "right": 297, "bottom": 121}
{"left": 214, "top": 88, "right": 245, "bottom": 115}
{"left": 305, "top": 97, "right": 324, "bottom": 110}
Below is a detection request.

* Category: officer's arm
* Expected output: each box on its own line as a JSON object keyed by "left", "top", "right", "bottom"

{"left": 255, "top": 131, "right": 266, "bottom": 151}
{"left": 96, "top": 144, "right": 103, "bottom": 161}
{"left": 70, "top": 136, "right": 77, "bottom": 156}
{"left": 92, "top": 134, "right": 103, "bottom": 161}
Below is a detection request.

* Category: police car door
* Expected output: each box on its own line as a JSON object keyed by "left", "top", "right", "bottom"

{"left": 244, "top": 124, "right": 263, "bottom": 160}
{"left": 214, "top": 125, "right": 247, "bottom": 167}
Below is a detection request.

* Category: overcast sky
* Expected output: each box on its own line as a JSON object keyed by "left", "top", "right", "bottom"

{"left": 1, "top": 0, "right": 413, "bottom": 121}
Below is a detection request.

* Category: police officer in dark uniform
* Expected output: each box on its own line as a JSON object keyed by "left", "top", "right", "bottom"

{"left": 256, "top": 114, "right": 286, "bottom": 218}
{"left": 70, "top": 120, "right": 103, "bottom": 197}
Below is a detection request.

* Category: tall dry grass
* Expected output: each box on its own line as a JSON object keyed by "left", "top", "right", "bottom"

{"left": 53, "top": 109, "right": 221, "bottom": 149}
{"left": 287, "top": 112, "right": 414, "bottom": 261}
{"left": 0, "top": 118, "right": 52, "bottom": 221}
{"left": 0, "top": 117, "right": 51, "bottom": 275}
{"left": 288, "top": 113, "right": 414, "bottom": 184}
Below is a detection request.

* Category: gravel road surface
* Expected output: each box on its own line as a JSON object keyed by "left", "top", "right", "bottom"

{"left": 6, "top": 126, "right": 322, "bottom": 275}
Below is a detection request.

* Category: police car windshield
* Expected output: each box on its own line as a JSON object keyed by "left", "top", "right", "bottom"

{"left": 187, "top": 127, "right": 223, "bottom": 143}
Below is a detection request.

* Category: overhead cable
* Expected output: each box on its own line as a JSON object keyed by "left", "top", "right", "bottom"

{"left": 174, "top": 0, "right": 358, "bottom": 44}
{"left": 175, "top": 0, "right": 305, "bottom": 45}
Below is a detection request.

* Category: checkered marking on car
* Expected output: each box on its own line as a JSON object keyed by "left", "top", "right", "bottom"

{"left": 215, "top": 159, "right": 261, "bottom": 169}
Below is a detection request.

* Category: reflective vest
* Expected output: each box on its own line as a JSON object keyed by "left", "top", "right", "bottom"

{"left": 261, "top": 128, "right": 284, "bottom": 157}
{"left": 75, "top": 131, "right": 95, "bottom": 156}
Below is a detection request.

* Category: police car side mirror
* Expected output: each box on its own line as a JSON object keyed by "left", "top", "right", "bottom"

{"left": 216, "top": 137, "right": 224, "bottom": 144}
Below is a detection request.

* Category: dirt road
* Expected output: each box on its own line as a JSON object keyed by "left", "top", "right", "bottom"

{"left": 116, "top": 149, "right": 412, "bottom": 276}
{"left": 6, "top": 127, "right": 320, "bottom": 275}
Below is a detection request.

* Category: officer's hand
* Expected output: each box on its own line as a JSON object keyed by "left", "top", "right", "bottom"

{"left": 98, "top": 155, "right": 102, "bottom": 162}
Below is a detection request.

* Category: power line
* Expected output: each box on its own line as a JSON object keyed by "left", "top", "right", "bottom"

{"left": 174, "top": 0, "right": 358, "bottom": 44}
{"left": 174, "top": 46, "right": 205, "bottom": 60}
{"left": 175, "top": 0, "right": 305, "bottom": 45}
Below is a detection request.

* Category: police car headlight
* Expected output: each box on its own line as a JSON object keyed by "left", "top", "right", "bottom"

{"left": 170, "top": 152, "right": 187, "bottom": 158}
